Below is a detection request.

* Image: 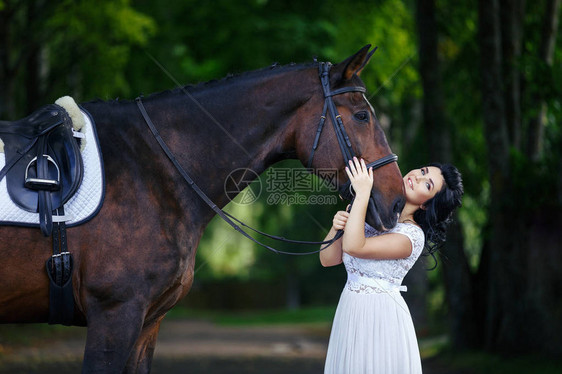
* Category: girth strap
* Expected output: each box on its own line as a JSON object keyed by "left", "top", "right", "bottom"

{"left": 45, "top": 206, "right": 74, "bottom": 325}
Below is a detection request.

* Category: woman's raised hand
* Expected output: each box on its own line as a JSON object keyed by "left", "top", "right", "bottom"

{"left": 345, "top": 157, "right": 373, "bottom": 197}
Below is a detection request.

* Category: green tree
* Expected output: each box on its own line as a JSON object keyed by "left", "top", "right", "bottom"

{"left": 0, "top": 0, "right": 154, "bottom": 119}
{"left": 477, "top": 0, "right": 562, "bottom": 355}
{"left": 415, "top": 0, "right": 562, "bottom": 355}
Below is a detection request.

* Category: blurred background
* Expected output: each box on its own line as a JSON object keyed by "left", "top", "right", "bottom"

{"left": 1, "top": 0, "right": 561, "bottom": 372}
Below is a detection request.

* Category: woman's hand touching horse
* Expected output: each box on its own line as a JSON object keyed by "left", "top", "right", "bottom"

{"left": 345, "top": 157, "right": 374, "bottom": 197}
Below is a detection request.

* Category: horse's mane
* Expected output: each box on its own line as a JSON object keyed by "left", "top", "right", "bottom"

{"left": 157, "top": 61, "right": 315, "bottom": 98}
{"left": 86, "top": 61, "right": 317, "bottom": 105}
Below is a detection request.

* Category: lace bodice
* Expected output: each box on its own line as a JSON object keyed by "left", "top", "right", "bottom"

{"left": 343, "top": 222, "right": 425, "bottom": 294}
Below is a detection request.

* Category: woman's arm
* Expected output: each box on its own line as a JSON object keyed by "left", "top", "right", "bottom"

{"left": 319, "top": 210, "right": 349, "bottom": 267}
{"left": 342, "top": 158, "right": 413, "bottom": 260}
{"left": 341, "top": 158, "right": 372, "bottom": 253}
{"left": 345, "top": 232, "right": 413, "bottom": 260}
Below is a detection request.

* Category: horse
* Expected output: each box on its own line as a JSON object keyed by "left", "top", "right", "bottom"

{"left": 0, "top": 45, "right": 404, "bottom": 373}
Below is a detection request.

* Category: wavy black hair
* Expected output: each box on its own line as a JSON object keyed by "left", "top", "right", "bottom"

{"left": 413, "top": 163, "right": 464, "bottom": 267}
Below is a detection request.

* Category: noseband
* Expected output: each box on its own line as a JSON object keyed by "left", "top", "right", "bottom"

{"left": 136, "top": 61, "right": 397, "bottom": 255}
{"left": 307, "top": 62, "right": 397, "bottom": 196}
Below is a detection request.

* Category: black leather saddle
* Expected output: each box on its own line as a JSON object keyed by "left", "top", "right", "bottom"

{"left": 0, "top": 104, "right": 83, "bottom": 236}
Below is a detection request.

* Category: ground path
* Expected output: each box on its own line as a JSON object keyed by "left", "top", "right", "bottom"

{"left": 0, "top": 319, "right": 471, "bottom": 373}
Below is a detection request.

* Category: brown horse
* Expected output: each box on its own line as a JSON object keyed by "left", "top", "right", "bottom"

{"left": 0, "top": 45, "right": 404, "bottom": 373}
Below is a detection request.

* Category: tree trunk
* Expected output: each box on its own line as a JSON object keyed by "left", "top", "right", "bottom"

{"left": 526, "top": 0, "right": 561, "bottom": 159}
{"left": 412, "top": 0, "right": 441, "bottom": 335}
{"left": 403, "top": 258, "right": 429, "bottom": 334}
{"left": 440, "top": 218, "right": 480, "bottom": 349}
{"left": 415, "top": 0, "right": 450, "bottom": 161}
{"left": 0, "top": 4, "right": 17, "bottom": 119}
{"left": 478, "top": 0, "right": 562, "bottom": 355}
{"left": 478, "top": 0, "right": 513, "bottom": 351}
{"left": 285, "top": 257, "right": 301, "bottom": 310}
{"left": 24, "top": 0, "right": 43, "bottom": 114}
{"left": 524, "top": 211, "right": 562, "bottom": 356}
{"left": 415, "top": 0, "right": 472, "bottom": 348}
{"left": 500, "top": 0, "right": 524, "bottom": 150}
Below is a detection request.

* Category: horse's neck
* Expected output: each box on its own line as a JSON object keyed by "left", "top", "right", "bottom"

{"left": 145, "top": 70, "right": 311, "bottom": 209}
{"left": 152, "top": 73, "right": 303, "bottom": 202}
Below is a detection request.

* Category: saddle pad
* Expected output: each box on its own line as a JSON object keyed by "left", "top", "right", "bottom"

{"left": 0, "top": 108, "right": 105, "bottom": 227}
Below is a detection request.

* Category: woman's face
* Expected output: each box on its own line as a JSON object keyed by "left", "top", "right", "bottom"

{"left": 403, "top": 166, "right": 445, "bottom": 207}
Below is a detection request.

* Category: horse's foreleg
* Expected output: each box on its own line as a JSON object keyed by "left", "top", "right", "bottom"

{"left": 123, "top": 316, "right": 164, "bottom": 374}
{"left": 81, "top": 302, "right": 146, "bottom": 374}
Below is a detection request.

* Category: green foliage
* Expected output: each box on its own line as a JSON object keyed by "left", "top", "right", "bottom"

{"left": 46, "top": 0, "right": 155, "bottom": 101}
{"left": 458, "top": 189, "right": 489, "bottom": 270}
{"left": 331, "top": 0, "right": 420, "bottom": 160}
{"left": 196, "top": 203, "right": 263, "bottom": 280}
{"left": 126, "top": 0, "right": 344, "bottom": 95}
{"left": 196, "top": 159, "right": 345, "bottom": 282}
{"left": 332, "top": 0, "right": 419, "bottom": 104}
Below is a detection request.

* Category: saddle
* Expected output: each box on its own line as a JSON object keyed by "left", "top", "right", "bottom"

{"left": 0, "top": 103, "right": 83, "bottom": 236}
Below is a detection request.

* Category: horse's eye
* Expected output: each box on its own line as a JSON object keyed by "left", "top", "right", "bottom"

{"left": 353, "top": 111, "right": 369, "bottom": 123}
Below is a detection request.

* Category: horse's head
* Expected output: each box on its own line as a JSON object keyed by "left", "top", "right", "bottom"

{"left": 294, "top": 45, "right": 405, "bottom": 231}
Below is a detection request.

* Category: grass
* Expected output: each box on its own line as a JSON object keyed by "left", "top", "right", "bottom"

{"left": 429, "top": 350, "right": 562, "bottom": 374}
{"left": 0, "top": 323, "right": 85, "bottom": 364}
{"left": 0, "top": 323, "right": 84, "bottom": 347}
{"left": 166, "top": 305, "right": 337, "bottom": 326}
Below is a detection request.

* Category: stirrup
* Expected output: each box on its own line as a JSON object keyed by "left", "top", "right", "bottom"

{"left": 24, "top": 154, "right": 61, "bottom": 191}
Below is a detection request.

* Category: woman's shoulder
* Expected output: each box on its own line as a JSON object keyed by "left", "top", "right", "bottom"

{"left": 391, "top": 222, "right": 424, "bottom": 235}
{"left": 389, "top": 222, "right": 424, "bottom": 240}
{"left": 390, "top": 222, "right": 425, "bottom": 256}
{"left": 364, "top": 222, "right": 424, "bottom": 238}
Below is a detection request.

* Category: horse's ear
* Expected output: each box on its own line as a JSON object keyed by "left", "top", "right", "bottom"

{"left": 335, "top": 44, "right": 377, "bottom": 80}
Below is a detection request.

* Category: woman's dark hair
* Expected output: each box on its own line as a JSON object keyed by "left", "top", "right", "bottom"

{"left": 413, "top": 163, "right": 463, "bottom": 266}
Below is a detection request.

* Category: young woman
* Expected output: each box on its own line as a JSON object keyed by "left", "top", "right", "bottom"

{"left": 321, "top": 157, "right": 463, "bottom": 374}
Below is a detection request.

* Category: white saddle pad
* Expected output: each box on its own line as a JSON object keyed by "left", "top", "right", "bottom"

{"left": 0, "top": 108, "right": 105, "bottom": 227}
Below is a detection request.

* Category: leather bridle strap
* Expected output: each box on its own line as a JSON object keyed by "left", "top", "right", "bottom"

{"left": 307, "top": 62, "right": 397, "bottom": 170}
{"left": 136, "top": 96, "right": 342, "bottom": 256}
{"left": 308, "top": 62, "right": 364, "bottom": 168}
{"left": 365, "top": 153, "right": 398, "bottom": 170}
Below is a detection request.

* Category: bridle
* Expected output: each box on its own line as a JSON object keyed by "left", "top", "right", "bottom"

{"left": 307, "top": 62, "right": 397, "bottom": 177}
{"left": 136, "top": 61, "right": 397, "bottom": 255}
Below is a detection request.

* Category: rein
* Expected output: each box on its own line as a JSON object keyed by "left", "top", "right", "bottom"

{"left": 136, "top": 97, "right": 339, "bottom": 256}
{"left": 135, "top": 62, "right": 397, "bottom": 256}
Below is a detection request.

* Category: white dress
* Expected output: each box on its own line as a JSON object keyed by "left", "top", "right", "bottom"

{"left": 324, "top": 222, "right": 425, "bottom": 374}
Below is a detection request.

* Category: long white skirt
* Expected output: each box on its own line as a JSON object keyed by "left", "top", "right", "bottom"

{"left": 324, "top": 288, "right": 423, "bottom": 374}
